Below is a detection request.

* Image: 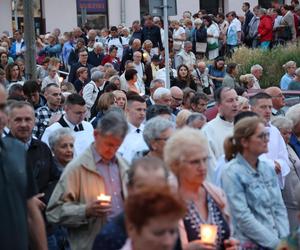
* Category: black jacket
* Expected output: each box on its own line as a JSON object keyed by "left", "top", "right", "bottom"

{"left": 88, "top": 50, "right": 105, "bottom": 67}
{"left": 68, "top": 62, "right": 93, "bottom": 84}
{"left": 142, "top": 25, "right": 163, "bottom": 50}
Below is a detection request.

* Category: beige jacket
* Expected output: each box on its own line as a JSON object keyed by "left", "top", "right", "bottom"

{"left": 46, "top": 144, "right": 129, "bottom": 250}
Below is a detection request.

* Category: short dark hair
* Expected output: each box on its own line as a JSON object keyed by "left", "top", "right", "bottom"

{"left": 190, "top": 93, "right": 209, "bottom": 105}
{"left": 104, "top": 82, "right": 118, "bottom": 93}
{"left": 65, "top": 93, "right": 86, "bottom": 106}
{"left": 125, "top": 69, "right": 138, "bottom": 81}
{"left": 249, "top": 92, "right": 272, "bottom": 106}
{"left": 44, "top": 83, "right": 60, "bottom": 93}
{"left": 146, "top": 104, "right": 172, "bottom": 120}
{"left": 23, "top": 80, "right": 40, "bottom": 96}
{"left": 109, "top": 45, "right": 118, "bottom": 53}
{"left": 235, "top": 86, "right": 247, "bottom": 96}
{"left": 8, "top": 84, "right": 24, "bottom": 100}
{"left": 234, "top": 111, "right": 259, "bottom": 125}
{"left": 243, "top": 2, "right": 250, "bottom": 8}
{"left": 126, "top": 91, "right": 145, "bottom": 105}
{"left": 110, "top": 26, "right": 118, "bottom": 32}
{"left": 226, "top": 63, "right": 238, "bottom": 74}
{"left": 214, "top": 86, "right": 233, "bottom": 104}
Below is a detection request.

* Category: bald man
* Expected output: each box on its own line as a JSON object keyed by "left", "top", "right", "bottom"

{"left": 170, "top": 86, "right": 183, "bottom": 115}
{"left": 121, "top": 38, "right": 142, "bottom": 72}
{"left": 192, "top": 61, "right": 214, "bottom": 95}
{"left": 265, "top": 87, "right": 286, "bottom": 116}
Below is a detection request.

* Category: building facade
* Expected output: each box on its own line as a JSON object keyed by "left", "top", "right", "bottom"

{"left": 0, "top": 0, "right": 288, "bottom": 35}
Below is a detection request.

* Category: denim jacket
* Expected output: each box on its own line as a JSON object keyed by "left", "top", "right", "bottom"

{"left": 221, "top": 154, "right": 289, "bottom": 249}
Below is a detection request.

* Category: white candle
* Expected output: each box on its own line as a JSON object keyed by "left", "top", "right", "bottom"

{"left": 200, "top": 224, "right": 218, "bottom": 244}
{"left": 97, "top": 194, "right": 111, "bottom": 202}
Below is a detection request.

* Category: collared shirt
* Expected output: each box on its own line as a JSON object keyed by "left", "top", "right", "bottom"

{"left": 15, "top": 39, "right": 24, "bottom": 54}
{"left": 33, "top": 104, "right": 64, "bottom": 139}
{"left": 117, "top": 123, "right": 148, "bottom": 164}
{"left": 221, "top": 153, "right": 289, "bottom": 248}
{"left": 227, "top": 18, "right": 241, "bottom": 45}
{"left": 91, "top": 146, "right": 124, "bottom": 219}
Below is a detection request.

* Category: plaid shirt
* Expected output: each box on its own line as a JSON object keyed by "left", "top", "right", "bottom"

{"left": 33, "top": 104, "right": 64, "bottom": 139}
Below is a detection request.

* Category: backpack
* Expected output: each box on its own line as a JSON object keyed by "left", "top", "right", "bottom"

{"left": 90, "top": 89, "right": 102, "bottom": 120}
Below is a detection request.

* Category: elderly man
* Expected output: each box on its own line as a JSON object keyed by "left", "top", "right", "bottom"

{"left": 88, "top": 42, "right": 105, "bottom": 67}
{"left": 170, "top": 86, "right": 183, "bottom": 115}
{"left": 265, "top": 87, "right": 286, "bottom": 117}
{"left": 0, "top": 86, "right": 47, "bottom": 250}
{"left": 202, "top": 87, "right": 239, "bottom": 160}
{"left": 7, "top": 101, "right": 60, "bottom": 246}
{"left": 92, "top": 157, "right": 168, "bottom": 250}
{"left": 132, "top": 51, "right": 145, "bottom": 81}
{"left": 46, "top": 111, "right": 129, "bottom": 250}
{"left": 250, "top": 64, "right": 263, "bottom": 89}
{"left": 250, "top": 92, "right": 290, "bottom": 188}
{"left": 153, "top": 87, "right": 172, "bottom": 107}
{"left": 192, "top": 61, "right": 214, "bottom": 94}
{"left": 121, "top": 39, "right": 142, "bottom": 72}
{"left": 118, "top": 93, "right": 148, "bottom": 163}
{"left": 146, "top": 78, "right": 165, "bottom": 107}
{"left": 42, "top": 93, "right": 94, "bottom": 156}
{"left": 175, "top": 41, "right": 196, "bottom": 69}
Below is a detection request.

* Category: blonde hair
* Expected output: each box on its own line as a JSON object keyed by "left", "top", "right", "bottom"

{"left": 164, "top": 127, "right": 208, "bottom": 176}
{"left": 283, "top": 61, "right": 296, "bottom": 71}
{"left": 176, "top": 109, "right": 192, "bottom": 128}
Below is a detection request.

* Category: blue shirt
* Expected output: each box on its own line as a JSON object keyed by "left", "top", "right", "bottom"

{"left": 280, "top": 73, "right": 293, "bottom": 90}
{"left": 289, "top": 133, "right": 300, "bottom": 158}
{"left": 221, "top": 154, "right": 289, "bottom": 249}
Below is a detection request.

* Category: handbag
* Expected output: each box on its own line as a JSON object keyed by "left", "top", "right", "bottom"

{"left": 196, "top": 42, "right": 207, "bottom": 53}
{"left": 207, "top": 42, "right": 219, "bottom": 51}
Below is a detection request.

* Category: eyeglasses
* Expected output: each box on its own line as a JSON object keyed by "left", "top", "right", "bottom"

{"left": 155, "top": 137, "right": 169, "bottom": 142}
{"left": 172, "top": 96, "right": 183, "bottom": 102}
{"left": 257, "top": 131, "right": 270, "bottom": 140}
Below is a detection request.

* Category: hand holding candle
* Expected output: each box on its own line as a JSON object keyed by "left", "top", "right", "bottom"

{"left": 200, "top": 224, "right": 218, "bottom": 244}
{"left": 97, "top": 194, "right": 111, "bottom": 203}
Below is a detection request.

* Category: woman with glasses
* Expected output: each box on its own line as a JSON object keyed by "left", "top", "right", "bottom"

{"left": 164, "top": 127, "right": 239, "bottom": 250}
{"left": 222, "top": 117, "right": 289, "bottom": 250}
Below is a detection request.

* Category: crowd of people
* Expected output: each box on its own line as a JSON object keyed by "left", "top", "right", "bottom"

{"left": 1, "top": 1, "right": 300, "bottom": 250}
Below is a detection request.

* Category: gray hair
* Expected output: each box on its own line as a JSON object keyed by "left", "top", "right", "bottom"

{"left": 194, "top": 18, "right": 203, "bottom": 26}
{"left": 184, "top": 41, "right": 192, "bottom": 48}
{"left": 91, "top": 70, "right": 104, "bottom": 81}
{"left": 271, "top": 117, "right": 293, "bottom": 131}
{"left": 96, "top": 110, "right": 128, "bottom": 138}
{"left": 93, "top": 42, "right": 104, "bottom": 49}
{"left": 48, "top": 127, "right": 74, "bottom": 151}
{"left": 283, "top": 61, "right": 296, "bottom": 71}
{"left": 150, "top": 79, "right": 165, "bottom": 89}
{"left": 143, "top": 117, "right": 174, "bottom": 149}
{"left": 186, "top": 113, "right": 207, "bottom": 125}
{"left": 153, "top": 87, "right": 171, "bottom": 101}
{"left": 286, "top": 103, "right": 300, "bottom": 128}
{"left": 250, "top": 64, "right": 263, "bottom": 73}
{"left": 295, "top": 67, "right": 300, "bottom": 77}
{"left": 109, "top": 75, "right": 121, "bottom": 83}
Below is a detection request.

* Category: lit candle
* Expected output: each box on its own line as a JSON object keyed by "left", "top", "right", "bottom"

{"left": 200, "top": 224, "right": 218, "bottom": 244}
{"left": 97, "top": 194, "right": 111, "bottom": 203}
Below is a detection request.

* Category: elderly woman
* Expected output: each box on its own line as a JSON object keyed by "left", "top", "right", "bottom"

{"left": 122, "top": 185, "right": 186, "bottom": 250}
{"left": 280, "top": 61, "right": 297, "bottom": 90}
{"left": 82, "top": 70, "right": 104, "bottom": 119}
{"left": 186, "top": 113, "right": 207, "bottom": 129}
{"left": 192, "top": 18, "right": 207, "bottom": 59}
{"left": 237, "top": 96, "right": 250, "bottom": 112}
{"left": 48, "top": 127, "right": 75, "bottom": 172}
{"left": 113, "top": 90, "right": 127, "bottom": 111}
{"left": 271, "top": 116, "right": 300, "bottom": 231}
{"left": 222, "top": 117, "right": 289, "bottom": 249}
{"left": 176, "top": 109, "right": 192, "bottom": 129}
{"left": 288, "top": 67, "right": 300, "bottom": 90}
{"left": 142, "top": 116, "right": 174, "bottom": 159}
{"left": 239, "top": 74, "right": 256, "bottom": 90}
{"left": 286, "top": 103, "right": 300, "bottom": 158}
{"left": 164, "top": 127, "right": 238, "bottom": 250}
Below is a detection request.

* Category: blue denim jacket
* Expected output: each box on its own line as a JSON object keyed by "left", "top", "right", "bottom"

{"left": 221, "top": 154, "right": 289, "bottom": 249}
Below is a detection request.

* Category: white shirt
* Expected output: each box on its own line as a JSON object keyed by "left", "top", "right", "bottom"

{"left": 202, "top": 114, "right": 234, "bottom": 161}
{"left": 134, "top": 62, "right": 144, "bottom": 79}
{"left": 117, "top": 123, "right": 148, "bottom": 164}
{"left": 155, "top": 67, "right": 177, "bottom": 84}
{"left": 260, "top": 124, "right": 290, "bottom": 189}
{"left": 106, "top": 36, "right": 126, "bottom": 59}
{"left": 251, "top": 76, "right": 261, "bottom": 89}
{"left": 41, "top": 116, "right": 94, "bottom": 156}
{"left": 82, "top": 80, "right": 99, "bottom": 118}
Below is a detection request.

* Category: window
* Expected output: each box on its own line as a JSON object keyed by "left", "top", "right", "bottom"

{"left": 200, "top": 0, "right": 222, "bottom": 15}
